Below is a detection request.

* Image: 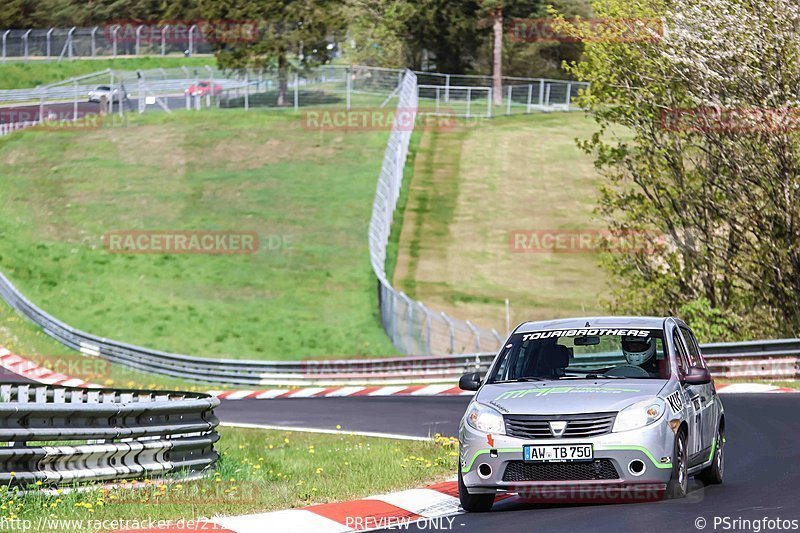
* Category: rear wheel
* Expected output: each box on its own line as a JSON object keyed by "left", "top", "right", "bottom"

{"left": 458, "top": 468, "right": 495, "bottom": 512}
{"left": 667, "top": 430, "right": 689, "bottom": 499}
{"left": 697, "top": 426, "right": 724, "bottom": 485}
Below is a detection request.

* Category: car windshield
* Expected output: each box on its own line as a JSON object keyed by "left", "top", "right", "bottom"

{"left": 96, "top": 86, "right": 110, "bottom": 90}
{"left": 198, "top": 82, "right": 209, "bottom": 87}
{"left": 489, "top": 328, "right": 669, "bottom": 382}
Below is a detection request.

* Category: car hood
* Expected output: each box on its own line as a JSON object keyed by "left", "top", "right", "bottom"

{"left": 476, "top": 380, "right": 669, "bottom": 415}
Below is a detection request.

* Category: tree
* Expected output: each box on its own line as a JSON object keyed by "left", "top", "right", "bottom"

{"left": 565, "top": 0, "right": 800, "bottom": 338}
{"left": 199, "top": 0, "right": 345, "bottom": 105}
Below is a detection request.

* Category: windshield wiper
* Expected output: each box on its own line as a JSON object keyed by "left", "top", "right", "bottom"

{"left": 494, "top": 377, "right": 549, "bottom": 383}
{"left": 564, "top": 373, "right": 625, "bottom": 379}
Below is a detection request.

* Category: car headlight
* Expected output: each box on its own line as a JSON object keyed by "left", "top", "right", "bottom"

{"left": 465, "top": 402, "right": 505, "bottom": 435}
{"left": 612, "top": 398, "right": 666, "bottom": 433}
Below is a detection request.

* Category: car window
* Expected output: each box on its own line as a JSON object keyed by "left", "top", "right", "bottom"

{"left": 679, "top": 326, "right": 703, "bottom": 368}
{"left": 488, "top": 328, "right": 669, "bottom": 381}
{"left": 672, "top": 329, "right": 690, "bottom": 374}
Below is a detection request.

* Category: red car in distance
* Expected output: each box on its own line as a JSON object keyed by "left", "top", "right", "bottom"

{"left": 185, "top": 81, "right": 223, "bottom": 97}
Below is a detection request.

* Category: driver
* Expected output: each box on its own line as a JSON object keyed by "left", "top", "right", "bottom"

{"left": 621, "top": 336, "right": 660, "bottom": 377}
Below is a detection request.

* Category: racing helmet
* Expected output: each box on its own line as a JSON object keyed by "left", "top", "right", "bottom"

{"left": 621, "top": 336, "right": 656, "bottom": 366}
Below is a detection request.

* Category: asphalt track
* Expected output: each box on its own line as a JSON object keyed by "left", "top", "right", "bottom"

{"left": 0, "top": 97, "right": 187, "bottom": 125}
{"left": 218, "top": 394, "right": 800, "bottom": 533}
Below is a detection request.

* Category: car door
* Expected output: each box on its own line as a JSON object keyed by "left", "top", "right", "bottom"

{"left": 681, "top": 326, "right": 717, "bottom": 448}
{"left": 671, "top": 327, "right": 703, "bottom": 459}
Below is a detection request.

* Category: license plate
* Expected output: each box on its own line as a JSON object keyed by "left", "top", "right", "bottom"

{"left": 523, "top": 444, "right": 593, "bottom": 462}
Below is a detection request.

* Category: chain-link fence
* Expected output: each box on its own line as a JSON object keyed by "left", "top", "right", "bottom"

{"left": 1, "top": 25, "right": 215, "bottom": 60}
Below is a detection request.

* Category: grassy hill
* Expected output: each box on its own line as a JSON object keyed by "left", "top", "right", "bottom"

{"left": 393, "top": 112, "right": 614, "bottom": 332}
{"left": 0, "top": 109, "right": 397, "bottom": 360}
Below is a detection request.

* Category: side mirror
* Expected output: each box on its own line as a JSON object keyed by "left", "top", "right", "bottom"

{"left": 682, "top": 366, "right": 712, "bottom": 385}
{"left": 459, "top": 372, "right": 482, "bottom": 391}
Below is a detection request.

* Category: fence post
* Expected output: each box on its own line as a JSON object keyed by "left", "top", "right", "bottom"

{"left": 207, "top": 65, "right": 214, "bottom": 108}
{"left": 294, "top": 71, "right": 299, "bottom": 111}
{"left": 466, "top": 87, "right": 471, "bottom": 118}
{"left": 466, "top": 321, "right": 481, "bottom": 353}
{"left": 506, "top": 85, "right": 512, "bottom": 115}
{"left": 487, "top": 88, "right": 492, "bottom": 118}
{"left": 112, "top": 26, "right": 118, "bottom": 58}
{"left": 346, "top": 66, "right": 351, "bottom": 110}
{"left": 244, "top": 70, "right": 250, "bottom": 111}
{"left": 419, "top": 303, "right": 433, "bottom": 356}
{"left": 135, "top": 25, "right": 144, "bottom": 56}
{"left": 39, "top": 96, "right": 44, "bottom": 125}
{"left": 538, "top": 79, "right": 544, "bottom": 108}
{"left": 565, "top": 82, "right": 572, "bottom": 110}
{"left": 188, "top": 25, "right": 196, "bottom": 56}
{"left": 545, "top": 83, "right": 551, "bottom": 108}
{"left": 445, "top": 74, "right": 450, "bottom": 103}
{"left": 91, "top": 27, "right": 97, "bottom": 57}
{"left": 138, "top": 71, "right": 145, "bottom": 113}
{"left": 46, "top": 28, "right": 54, "bottom": 58}
{"left": 441, "top": 312, "right": 455, "bottom": 354}
{"left": 435, "top": 86, "right": 440, "bottom": 113}
{"left": 73, "top": 80, "right": 78, "bottom": 121}
{"left": 161, "top": 25, "right": 169, "bottom": 56}
{"left": 526, "top": 84, "right": 533, "bottom": 113}
{"left": 22, "top": 29, "right": 31, "bottom": 60}
{"left": 109, "top": 71, "right": 115, "bottom": 115}
{"left": 491, "top": 329, "right": 503, "bottom": 351}
{"left": 66, "top": 27, "right": 75, "bottom": 59}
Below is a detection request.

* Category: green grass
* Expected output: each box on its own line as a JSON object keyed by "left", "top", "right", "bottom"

{"left": 3, "top": 428, "right": 458, "bottom": 532}
{"left": 0, "top": 108, "right": 397, "bottom": 360}
{"left": 393, "top": 112, "right": 615, "bottom": 331}
{"left": 0, "top": 57, "right": 215, "bottom": 90}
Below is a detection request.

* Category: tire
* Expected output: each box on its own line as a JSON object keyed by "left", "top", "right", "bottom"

{"left": 458, "top": 468, "right": 495, "bottom": 512}
{"left": 697, "top": 426, "right": 724, "bottom": 485}
{"left": 667, "top": 430, "right": 689, "bottom": 499}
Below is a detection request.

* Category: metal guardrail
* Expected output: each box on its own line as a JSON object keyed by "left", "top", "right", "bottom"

{"left": 0, "top": 383, "right": 219, "bottom": 485}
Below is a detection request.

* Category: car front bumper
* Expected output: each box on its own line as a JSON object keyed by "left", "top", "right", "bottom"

{"left": 459, "top": 418, "right": 675, "bottom": 495}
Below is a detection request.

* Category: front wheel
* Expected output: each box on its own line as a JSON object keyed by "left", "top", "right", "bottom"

{"left": 697, "top": 426, "right": 724, "bottom": 485}
{"left": 667, "top": 430, "right": 688, "bottom": 499}
{"left": 458, "top": 468, "right": 495, "bottom": 512}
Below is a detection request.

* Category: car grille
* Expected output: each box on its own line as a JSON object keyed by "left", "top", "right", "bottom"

{"left": 502, "top": 460, "right": 619, "bottom": 482}
{"left": 504, "top": 412, "right": 616, "bottom": 439}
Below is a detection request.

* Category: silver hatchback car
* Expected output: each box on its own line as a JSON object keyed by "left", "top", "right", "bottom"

{"left": 458, "top": 316, "right": 724, "bottom": 512}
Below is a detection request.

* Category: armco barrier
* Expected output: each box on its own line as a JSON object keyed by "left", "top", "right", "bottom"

{"left": 0, "top": 383, "right": 219, "bottom": 485}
